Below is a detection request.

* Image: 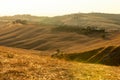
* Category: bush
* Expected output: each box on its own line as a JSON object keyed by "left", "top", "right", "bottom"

{"left": 7, "top": 53, "right": 14, "bottom": 58}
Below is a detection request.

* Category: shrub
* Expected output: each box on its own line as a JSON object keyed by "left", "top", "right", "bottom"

{"left": 7, "top": 53, "right": 14, "bottom": 58}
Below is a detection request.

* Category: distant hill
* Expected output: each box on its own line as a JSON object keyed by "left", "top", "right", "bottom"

{"left": 40, "top": 13, "right": 120, "bottom": 31}
{"left": 0, "top": 13, "right": 120, "bottom": 53}
{"left": 0, "top": 14, "right": 48, "bottom": 23}
{"left": 1, "top": 13, "right": 120, "bottom": 31}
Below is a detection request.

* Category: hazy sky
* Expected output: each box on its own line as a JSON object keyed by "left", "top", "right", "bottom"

{"left": 0, "top": 0, "right": 120, "bottom": 16}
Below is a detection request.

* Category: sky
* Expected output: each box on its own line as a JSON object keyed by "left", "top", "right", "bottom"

{"left": 0, "top": 0, "right": 120, "bottom": 16}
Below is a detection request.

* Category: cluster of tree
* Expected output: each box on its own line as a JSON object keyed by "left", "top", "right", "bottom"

{"left": 53, "top": 25, "right": 108, "bottom": 39}
{"left": 12, "top": 19, "right": 27, "bottom": 24}
{"left": 53, "top": 25, "right": 105, "bottom": 34}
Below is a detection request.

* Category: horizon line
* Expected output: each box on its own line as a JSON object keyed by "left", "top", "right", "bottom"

{"left": 0, "top": 12, "right": 120, "bottom": 17}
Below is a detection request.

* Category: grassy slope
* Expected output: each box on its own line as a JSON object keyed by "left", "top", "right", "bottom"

{"left": 41, "top": 13, "right": 120, "bottom": 30}
{"left": 54, "top": 46, "right": 120, "bottom": 66}
{"left": 0, "top": 13, "right": 120, "bottom": 53}
{"left": 0, "top": 22, "right": 120, "bottom": 53}
{"left": 0, "top": 46, "right": 73, "bottom": 80}
{"left": 0, "top": 46, "right": 120, "bottom": 80}
{"left": 0, "top": 22, "right": 102, "bottom": 52}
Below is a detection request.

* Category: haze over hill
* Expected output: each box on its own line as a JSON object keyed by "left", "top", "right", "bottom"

{"left": 0, "top": 13, "right": 120, "bottom": 53}
{"left": 0, "top": 0, "right": 120, "bottom": 16}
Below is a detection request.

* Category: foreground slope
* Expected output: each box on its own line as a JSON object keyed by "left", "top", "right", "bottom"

{"left": 0, "top": 46, "right": 73, "bottom": 80}
{"left": 0, "top": 46, "right": 120, "bottom": 80}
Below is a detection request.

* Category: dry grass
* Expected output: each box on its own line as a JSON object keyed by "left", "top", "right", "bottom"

{"left": 54, "top": 46, "right": 120, "bottom": 66}
{"left": 72, "top": 62, "right": 120, "bottom": 80}
{"left": 0, "top": 46, "right": 74, "bottom": 80}
{"left": 0, "top": 46, "right": 120, "bottom": 80}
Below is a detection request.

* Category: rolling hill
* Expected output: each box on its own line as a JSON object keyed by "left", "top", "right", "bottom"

{"left": 53, "top": 46, "right": 120, "bottom": 66}
{"left": 0, "top": 13, "right": 120, "bottom": 53}
{"left": 0, "top": 46, "right": 120, "bottom": 80}
{"left": 0, "top": 13, "right": 120, "bottom": 79}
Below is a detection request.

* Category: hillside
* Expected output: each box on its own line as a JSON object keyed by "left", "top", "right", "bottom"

{"left": 0, "top": 21, "right": 120, "bottom": 53}
{"left": 1, "top": 13, "right": 120, "bottom": 30}
{"left": 53, "top": 46, "right": 120, "bottom": 66}
{"left": 0, "top": 13, "right": 120, "bottom": 80}
{"left": 0, "top": 13, "right": 120, "bottom": 53}
{"left": 40, "top": 13, "right": 120, "bottom": 31}
{"left": 0, "top": 46, "right": 73, "bottom": 80}
{"left": 0, "top": 46, "right": 120, "bottom": 80}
